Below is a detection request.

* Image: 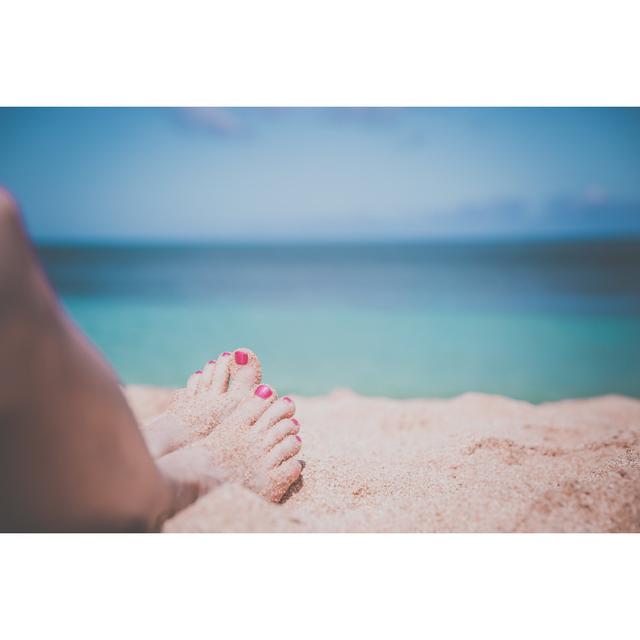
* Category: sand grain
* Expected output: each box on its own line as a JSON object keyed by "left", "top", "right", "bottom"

{"left": 126, "top": 386, "right": 640, "bottom": 533}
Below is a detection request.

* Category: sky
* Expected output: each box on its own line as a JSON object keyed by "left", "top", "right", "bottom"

{"left": 0, "top": 107, "right": 639, "bottom": 242}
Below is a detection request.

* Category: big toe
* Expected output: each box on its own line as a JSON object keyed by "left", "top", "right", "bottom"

{"left": 226, "top": 383, "right": 277, "bottom": 428}
{"left": 227, "top": 347, "right": 262, "bottom": 396}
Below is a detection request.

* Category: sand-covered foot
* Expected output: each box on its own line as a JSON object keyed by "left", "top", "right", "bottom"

{"left": 159, "top": 384, "right": 303, "bottom": 502}
{"left": 142, "top": 348, "right": 263, "bottom": 456}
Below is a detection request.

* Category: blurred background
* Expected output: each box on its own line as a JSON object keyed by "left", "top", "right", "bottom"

{"left": 1, "top": 107, "right": 639, "bottom": 401}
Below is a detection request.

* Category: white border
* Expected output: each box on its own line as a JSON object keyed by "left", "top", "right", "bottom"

{"left": 1, "top": 534, "right": 638, "bottom": 639}
{"left": 1, "top": 0, "right": 639, "bottom": 105}
{"left": 1, "top": 2, "right": 639, "bottom": 637}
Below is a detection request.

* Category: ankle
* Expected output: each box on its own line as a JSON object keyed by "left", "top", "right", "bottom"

{"left": 155, "top": 445, "right": 227, "bottom": 521}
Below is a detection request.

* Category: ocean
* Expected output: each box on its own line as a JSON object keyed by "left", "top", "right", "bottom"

{"left": 37, "top": 239, "right": 640, "bottom": 402}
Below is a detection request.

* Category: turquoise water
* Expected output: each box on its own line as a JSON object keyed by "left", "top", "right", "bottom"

{"left": 39, "top": 240, "right": 640, "bottom": 402}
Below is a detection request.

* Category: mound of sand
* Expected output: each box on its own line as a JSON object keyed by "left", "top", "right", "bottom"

{"left": 125, "top": 385, "right": 640, "bottom": 532}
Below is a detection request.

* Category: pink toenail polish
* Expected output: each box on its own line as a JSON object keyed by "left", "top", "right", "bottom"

{"left": 282, "top": 396, "right": 292, "bottom": 403}
{"left": 235, "top": 350, "right": 248, "bottom": 365}
{"left": 221, "top": 351, "right": 231, "bottom": 357}
{"left": 291, "top": 418, "right": 299, "bottom": 426}
{"left": 254, "top": 384, "right": 273, "bottom": 399}
{"left": 195, "top": 370, "right": 203, "bottom": 374}
{"left": 295, "top": 435, "right": 302, "bottom": 443}
{"left": 208, "top": 360, "right": 216, "bottom": 364}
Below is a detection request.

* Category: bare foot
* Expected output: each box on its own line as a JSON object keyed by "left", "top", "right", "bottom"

{"left": 142, "top": 348, "right": 263, "bottom": 456}
{"left": 159, "top": 384, "right": 303, "bottom": 503}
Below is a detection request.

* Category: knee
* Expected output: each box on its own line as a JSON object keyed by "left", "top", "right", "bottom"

{"left": 0, "top": 188, "right": 25, "bottom": 250}
{"left": 0, "top": 187, "right": 20, "bottom": 223}
{"left": 0, "top": 187, "right": 33, "bottom": 287}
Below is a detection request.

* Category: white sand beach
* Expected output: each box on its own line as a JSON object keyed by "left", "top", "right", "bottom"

{"left": 126, "top": 385, "right": 640, "bottom": 532}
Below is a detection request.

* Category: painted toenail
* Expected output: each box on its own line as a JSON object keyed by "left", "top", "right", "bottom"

{"left": 221, "top": 352, "right": 231, "bottom": 356}
{"left": 195, "top": 370, "right": 203, "bottom": 374}
{"left": 254, "top": 384, "right": 273, "bottom": 399}
{"left": 208, "top": 360, "right": 216, "bottom": 364}
{"left": 282, "top": 396, "right": 292, "bottom": 403}
{"left": 295, "top": 435, "right": 302, "bottom": 443}
{"left": 291, "top": 418, "right": 299, "bottom": 426}
{"left": 235, "top": 350, "right": 249, "bottom": 365}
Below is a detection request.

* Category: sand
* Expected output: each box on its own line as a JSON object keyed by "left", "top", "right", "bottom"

{"left": 125, "top": 385, "right": 640, "bottom": 532}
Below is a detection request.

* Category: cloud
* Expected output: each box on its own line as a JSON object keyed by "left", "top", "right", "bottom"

{"left": 540, "top": 195, "right": 640, "bottom": 234}
{"left": 385, "top": 194, "right": 640, "bottom": 238}
{"left": 494, "top": 197, "right": 637, "bottom": 236}
{"left": 173, "top": 107, "right": 415, "bottom": 139}
{"left": 322, "top": 107, "right": 405, "bottom": 125}
{"left": 580, "top": 184, "right": 608, "bottom": 206}
{"left": 175, "top": 108, "right": 243, "bottom": 136}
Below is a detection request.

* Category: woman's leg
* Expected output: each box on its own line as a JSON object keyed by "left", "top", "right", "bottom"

{"left": 0, "top": 189, "right": 209, "bottom": 531}
{"left": 0, "top": 188, "right": 304, "bottom": 529}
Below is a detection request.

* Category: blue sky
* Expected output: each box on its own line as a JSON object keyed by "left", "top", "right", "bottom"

{"left": 0, "top": 108, "right": 639, "bottom": 241}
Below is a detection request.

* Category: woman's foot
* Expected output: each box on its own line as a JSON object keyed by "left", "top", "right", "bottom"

{"left": 158, "top": 384, "right": 303, "bottom": 503}
{"left": 141, "top": 348, "right": 264, "bottom": 457}
{"left": 172, "top": 348, "right": 263, "bottom": 430}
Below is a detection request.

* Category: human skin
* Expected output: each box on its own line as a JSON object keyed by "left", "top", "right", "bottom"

{"left": 0, "top": 188, "right": 303, "bottom": 531}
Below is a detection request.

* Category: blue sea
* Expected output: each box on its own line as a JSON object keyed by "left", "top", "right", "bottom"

{"left": 38, "top": 239, "right": 640, "bottom": 402}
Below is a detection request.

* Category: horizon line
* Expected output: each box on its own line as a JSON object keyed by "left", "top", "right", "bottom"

{"left": 33, "top": 231, "right": 640, "bottom": 248}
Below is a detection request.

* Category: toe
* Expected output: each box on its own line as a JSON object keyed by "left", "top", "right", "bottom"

{"left": 264, "top": 458, "right": 303, "bottom": 503}
{"left": 200, "top": 358, "right": 217, "bottom": 387}
{"left": 227, "top": 348, "right": 262, "bottom": 394}
{"left": 262, "top": 417, "right": 300, "bottom": 450}
{"left": 186, "top": 369, "right": 205, "bottom": 393}
{"left": 253, "top": 396, "right": 295, "bottom": 434}
{"left": 265, "top": 434, "right": 302, "bottom": 468}
{"left": 210, "top": 351, "right": 233, "bottom": 393}
{"left": 227, "top": 383, "right": 277, "bottom": 426}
